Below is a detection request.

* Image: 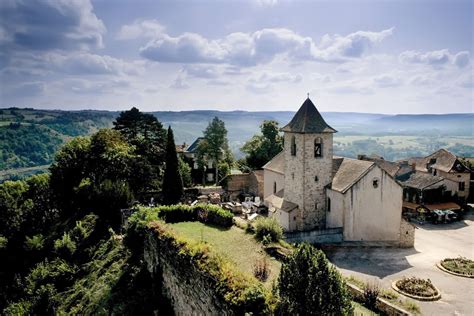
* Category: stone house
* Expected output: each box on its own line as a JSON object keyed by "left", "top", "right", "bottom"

{"left": 181, "top": 137, "right": 217, "bottom": 184}
{"left": 264, "top": 98, "right": 413, "bottom": 246}
{"left": 221, "top": 170, "right": 263, "bottom": 201}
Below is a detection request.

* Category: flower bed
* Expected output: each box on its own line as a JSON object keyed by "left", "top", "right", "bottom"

{"left": 392, "top": 277, "right": 441, "bottom": 301}
{"left": 438, "top": 257, "right": 474, "bottom": 278}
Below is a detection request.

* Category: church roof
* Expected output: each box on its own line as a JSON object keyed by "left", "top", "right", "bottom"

{"left": 281, "top": 98, "right": 337, "bottom": 133}
{"left": 262, "top": 151, "right": 285, "bottom": 174}
{"left": 265, "top": 189, "right": 298, "bottom": 213}
{"left": 331, "top": 158, "right": 375, "bottom": 193}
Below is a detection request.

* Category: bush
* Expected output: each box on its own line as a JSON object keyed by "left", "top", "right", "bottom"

{"left": 254, "top": 217, "right": 283, "bottom": 243}
{"left": 253, "top": 257, "right": 270, "bottom": 282}
{"left": 0, "top": 235, "right": 7, "bottom": 249}
{"left": 54, "top": 233, "right": 77, "bottom": 258}
{"left": 278, "top": 243, "right": 353, "bottom": 315}
{"left": 363, "top": 281, "right": 380, "bottom": 310}
{"left": 140, "top": 203, "right": 233, "bottom": 227}
{"left": 441, "top": 257, "right": 474, "bottom": 276}
{"left": 24, "top": 234, "right": 45, "bottom": 251}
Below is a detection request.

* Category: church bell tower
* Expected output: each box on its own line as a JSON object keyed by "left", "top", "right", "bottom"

{"left": 282, "top": 97, "right": 337, "bottom": 230}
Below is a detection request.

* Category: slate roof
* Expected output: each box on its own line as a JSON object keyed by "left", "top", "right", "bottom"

{"left": 281, "top": 98, "right": 337, "bottom": 134}
{"left": 331, "top": 158, "right": 375, "bottom": 193}
{"left": 186, "top": 137, "right": 204, "bottom": 153}
{"left": 408, "top": 149, "right": 469, "bottom": 173}
{"left": 265, "top": 189, "right": 298, "bottom": 213}
{"left": 262, "top": 151, "right": 285, "bottom": 174}
{"left": 401, "top": 173, "right": 444, "bottom": 190}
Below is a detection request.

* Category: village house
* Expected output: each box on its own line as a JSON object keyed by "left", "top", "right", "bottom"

{"left": 263, "top": 98, "right": 413, "bottom": 245}
{"left": 179, "top": 137, "right": 216, "bottom": 184}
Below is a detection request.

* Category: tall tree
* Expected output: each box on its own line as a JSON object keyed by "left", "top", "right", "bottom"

{"left": 241, "top": 120, "right": 283, "bottom": 170}
{"left": 197, "top": 117, "right": 232, "bottom": 184}
{"left": 278, "top": 243, "right": 353, "bottom": 315}
{"left": 113, "top": 107, "right": 167, "bottom": 166}
{"left": 162, "top": 127, "right": 183, "bottom": 205}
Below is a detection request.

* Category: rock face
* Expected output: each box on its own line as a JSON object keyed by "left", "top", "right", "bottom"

{"left": 144, "top": 228, "right": 235, "bottom": 316}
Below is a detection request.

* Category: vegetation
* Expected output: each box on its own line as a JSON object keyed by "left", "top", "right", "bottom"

{"left": 148, "top": 221, "right": 273, "bottom": 314}
{"left": 395, "top": 277, "right": 439, "bottom": 298}
{"left": 168, "top": 221, "right": 281, "bottom": 285}
{"left": 254, "top": 217, "right": 283, "bottom": 243}
{"left": 440, "top": 257, "right": 474, "bottom": 276}
{"left": 196, "top": 116, "right": 233, "bottom": 184}
{"left": 278, "top": 243, "right": 353, "bottom": 315}
{"left": 241, "top": 120, "right": 283, "bottom": 171}
{"left": 363, "top": 281, "right": 380, "bottom": 311}
{"left": 162, "top": 127, "right": 183, "bottom": 204}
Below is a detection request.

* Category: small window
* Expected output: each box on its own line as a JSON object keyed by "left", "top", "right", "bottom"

{"left": 459, "top": 182, "right": 465, "bottom": 191}
{"left": 291, "top": 136, "right": 296, "bottom": 156}
{"left": 314, "top": 137, "right": 322, "bottom": 158}
{"left": 373, "top": 179, "right": 379, "bottom": 188}
{"left": 433, "top": 169, "right": 437, "bottom": 176}
{"left": 327, "top": 198, "right": 331, "bottom": 212}
{"left": 292, "top": 173, "right": 294, "bottom": 180}
{"left": 273, "top": 181, "right": 277, "bottom": 194}
{"left": 314, "top": 176, "right": 319, "bottom": 182}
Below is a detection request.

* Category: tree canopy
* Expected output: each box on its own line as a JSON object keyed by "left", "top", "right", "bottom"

{"left": 162, "top": 127, "right": 183, "bottom": 205}
{"left": 278, "top": 243, "right": 353, "bottom": 315}
{"left": 196, "top": 117, "right": 233, "bottom": 184}
{"left": 241, "top": 120, "right": 283, "bottom": 171}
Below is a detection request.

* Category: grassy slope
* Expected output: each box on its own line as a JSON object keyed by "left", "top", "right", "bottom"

{"left": 169, "top": 221, "right": 281, "bottom": 285}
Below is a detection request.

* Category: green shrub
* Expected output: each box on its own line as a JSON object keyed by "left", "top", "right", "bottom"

{"left": 54, "top": 233, "right": 77, "bottom": 258}
{"left": 363, "top": 281, "right": 380, "bottom": 310}
{"left": 3, "top": 300, "right": 32, "bottom": 316}
{"left": 254, "top": 217, "right": 283, "bottom": 243}
{"left": 133, "top": 204, "right": 233, "bottom": 227}
{"left": 278, "top": 243, "right": 353, "bottom": 315}
{"left": 24, "top": 234, "right": 45, "bottom": 251}
{"left": 71, "top": 214, "right": 98, "bottom": 242}
{"left": 0, "top": 235, "right": 7, "bottom": 249}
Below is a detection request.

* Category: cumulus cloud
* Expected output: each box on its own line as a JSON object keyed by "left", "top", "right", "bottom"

{"left": 46, "top": 53, "right": 143, "bottom": 76}
{"left": 0, "top": 0, "right": 105, "bottom": 51}
{"left": 117, "top": 19, "right": 165, "bottom": 40}
{"left": 170, "top": 75, "right": 190, "bottom": 89}
{"left": 246, "top": 71, "right": 302, "bottom": 93}
{"left": 399, "top": 49, "right": 470, "bottom": 68}
{"left": 137, "top": 24, "right": 394, "bottom": 66}
{"left": 372, "top": 74, "right": 402, "bottom": 88}
{"left": 454, "top": 51, "right": 470, "bottom": 68}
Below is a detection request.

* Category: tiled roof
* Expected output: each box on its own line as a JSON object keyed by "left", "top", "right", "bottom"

{"left": 265, "top": 189, "right": 298, "bottom": 213}
{"left": 263, "top": 151, "right": 285, "bottom": 174}
{"left": 331, "top": 158, "right": 374, "bottom": 193}
{"left": 401, "top": 173, "right": 444, "bottom": 190}
{"left": 281, "top": 98, "right": 337, "bottom": 134}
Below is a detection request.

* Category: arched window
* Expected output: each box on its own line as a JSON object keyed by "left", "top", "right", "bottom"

{"left": 273, "top": 181, "right": 277, "bottom": 194}
{"left": 314, "top": 137, "right": 322, "bottom": 157}
{"left": 291, "top": 136, "right": 296, "bottom": 156}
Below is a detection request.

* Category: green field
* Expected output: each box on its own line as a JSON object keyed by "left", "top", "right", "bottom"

{"left": 169, "top": 221, "right": 281, "bottom": 285}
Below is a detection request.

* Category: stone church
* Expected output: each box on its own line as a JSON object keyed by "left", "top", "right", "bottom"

{"left": 263, "top": 98, "right": 413, "bottom": 245}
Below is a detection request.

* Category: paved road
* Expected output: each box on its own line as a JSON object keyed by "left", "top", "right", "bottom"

{"left": 326, "top": 212, "right": 474, "bottom": 316}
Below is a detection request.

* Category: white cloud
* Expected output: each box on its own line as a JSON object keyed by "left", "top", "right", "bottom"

{"left": 117, "top": 19, "right": 165, "bottom": 40}
{"left": 46, "top": 52, "right": 143, "bottom": 76}
{"left": 372, "top": 73, "right": 402, "bottom": 88}
{"left": 0, "top": 0, "right": 105, "bottom": 51}
{"left": 454, "top": 51, "right": 470, "bottom": 68}
{"left": 399, "top": 49, "right": 470, "bottom": 68}
{"left": 138, "top": 24, "right": 394, "bottom": 65}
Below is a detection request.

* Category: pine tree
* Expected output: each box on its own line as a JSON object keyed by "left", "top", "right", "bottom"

{"left": 162, "top": 127, "right": 183, "bottom": 205}
{"left": 278, "top": 243, "right": 353, "bottom": 315}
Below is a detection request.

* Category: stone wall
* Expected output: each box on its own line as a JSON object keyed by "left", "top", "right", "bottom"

{"left": 144, "top": 226, "right": 235, "bottom": 315}
{"left": 224, "top": 172, "right": 262, "bottom": 201}
{"left": 398, "top": 219, "right": 415, "bottom": 248}
{"left": 284, "top": 132, "right": 333, "bottom": 231}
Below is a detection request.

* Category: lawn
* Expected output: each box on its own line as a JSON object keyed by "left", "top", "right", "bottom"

{"left": 169, "top": 221, "right": 281, "bottom": 285}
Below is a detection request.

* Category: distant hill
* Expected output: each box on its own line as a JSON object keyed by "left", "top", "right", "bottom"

{"left": 1, "top": 107, "right": 472, "bottom": 179}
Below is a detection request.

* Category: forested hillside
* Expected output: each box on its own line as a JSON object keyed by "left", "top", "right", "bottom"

{"left": 1, "top": 107, "right": 473, "bottom": 182}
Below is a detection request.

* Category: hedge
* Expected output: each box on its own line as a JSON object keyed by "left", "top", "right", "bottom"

{"left": 145, "top": 204, "right": 233, "bottom": 227}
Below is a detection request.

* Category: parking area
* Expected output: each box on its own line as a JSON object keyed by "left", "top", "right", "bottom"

{"left": 326, "top": 211, "right": 474, "bottom": 315}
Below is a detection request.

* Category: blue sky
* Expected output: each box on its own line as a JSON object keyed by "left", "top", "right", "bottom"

{"left": 0, "top": 0, "right": 472, "bottom": 113}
